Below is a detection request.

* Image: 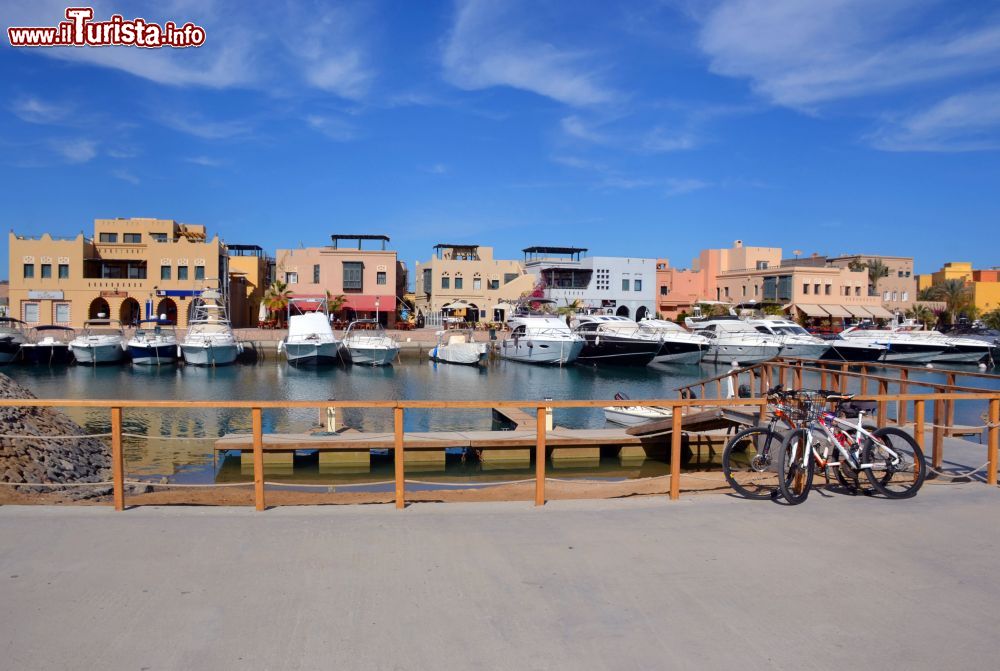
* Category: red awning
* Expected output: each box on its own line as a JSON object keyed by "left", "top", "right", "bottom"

{"left": 342, "top": 294, "right": 391, "bottom": 311}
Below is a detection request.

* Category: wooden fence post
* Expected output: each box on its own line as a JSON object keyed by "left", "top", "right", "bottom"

{"left": 535, "top": 406, "right": 546, "bottom": 506}
{"left": 877, "top": 380, "right": 888, "bottom": 428}
{"left": 988, "top": 399, "right": 999, "bottom": 487}
{"left": 839, "top": 363, "right": 848, "bottom": 394}
{"left": 913, "top": 400, "right": 925, "bottom": 452}
{"left": 898, "top": 369, "right": 909, "bottom": 425}
{"left": 932, "top": 399, "right": 944, "bottom": 470}
{"left": 669, "top": 404, "right": 683, "bottom": 501}
{"left": 394, "top": 407, "right": 405, "bottom": 510}
{"left": 252, "top": 407, "right": 264, "bottom": 511}
{"left": 110, "top": 406, "right": 125, "bottom": 511}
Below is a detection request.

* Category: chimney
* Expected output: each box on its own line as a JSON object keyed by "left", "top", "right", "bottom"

{"left": 734, "top": 240, "right": 743, "bottom": 248}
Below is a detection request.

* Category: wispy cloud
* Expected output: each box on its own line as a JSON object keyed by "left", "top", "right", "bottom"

{"left": 185, "top": 156, "right": 226, "bottom": 167}
{"left": 50, "top": 138, "right": 98, "bottom": 163}
{"left": 112, "top": 168, "right": 140, "bottom": 185}
{"left": 442, "top": 0, "right": 617, "bottom": 106}
{"left": 282, "top": 4, "right": 375, "bottom": 100}
{"left": 306, "top": 114, "right": 356, "bottom": 141}
{"left": 560, "top": 113, "right": 705, "bottom": 153}
{"left": 552, "top": 153, "right": 709, "bottom": 197}
{"left": 421, "top": 163, "right": 449, "bottom": 174}
{"left": 697, "top": 0, "right": 1000, "bottom": 109}
{"left": 10, "top": 95, "right": 67, "bottom": 124}
{"left": 870, "top": 88, "right": 1000, "bottom": 152}
{"left": 156, "top": 112, "right": 252, "bottom": 140}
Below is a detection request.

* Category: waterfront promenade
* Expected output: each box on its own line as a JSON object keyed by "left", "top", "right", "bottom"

{"left": 2, "top": 483, "right": 998, "bottom": 670}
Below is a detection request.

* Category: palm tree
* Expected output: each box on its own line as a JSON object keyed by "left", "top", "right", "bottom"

{"left": 905, "top": 304, "right": 935, "bottom": 329}
{"left": 983, "top": 308, "right": 1000, "bottom": 331}
{"left": 928, "top": 279, "right": 972, "bottom": 325}
{"left": 325, "top": 291, "right": 347, "bottom": 320}
{"left": 556, "top": 299, "right": 584, "bottom": 326}
{"left": 864, "top": 259, "right": 890, "bottom": 297}
{"left": 262, "top": 280, "right": 292, "bottom": 325}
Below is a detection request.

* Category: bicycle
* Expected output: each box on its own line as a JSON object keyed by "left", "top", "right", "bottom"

{"left": 777, "top": 391, "right": 926, "bottom": 505}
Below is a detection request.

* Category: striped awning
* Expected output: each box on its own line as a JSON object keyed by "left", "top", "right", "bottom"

{"left": 867, "top": 305, "right": 894, "bottom": 319}
{"left": 795, "top": 304, "right": 828, "bottom": 317}
{"left": 846, "top": 305, "right": 872, "bottom": 318}
{"left": 821, "top": 304, "right": 851, "bottom": 318}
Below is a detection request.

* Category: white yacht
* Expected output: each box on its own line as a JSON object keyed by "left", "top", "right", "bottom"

{"left": 180, "top": 289, "right": 243, "bottom": 366}
{"left": 746, "top": 317, "right": 830, "bottom": 360}
{"left": 684, "top": 315, "right": 783, "bottom": 365}
{"left": 0, "top": 317, "right": 28, "bottom": 364}
{"left": 428, "top": 328, "right": 488, "bottom": 365}
{"left": 840, "top": 325, "right": 947, "bottom": 363}
{"left": 500, "top": 313, "right": 585, "bottom": 365}
{"left": 128, "top": 319, "right": 179, "bottom": 365}
{"left": 571, "top": 315, "right": 662, "bottom": 366}
{"left": 343, "top": 320, "right": 400, "bottom": 366}
{"left": 70, "top": 319, "right": 127, "bottom": 365}
{"left": 279, "top": 297, "right": 343, "bottom": 366}
{"left": 636, "top": 318, "right": 708, "bottom": 365}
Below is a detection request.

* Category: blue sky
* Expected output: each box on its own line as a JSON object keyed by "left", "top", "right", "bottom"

{"left": 2, "top": 0, "right": 999, "bottom": 281}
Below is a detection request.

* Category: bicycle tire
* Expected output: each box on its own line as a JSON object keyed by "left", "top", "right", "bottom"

{"left": 722, "top": 427, "right": 783, "bottom": 499}
{"left": 831, "top": 424, "right": 877, "bottom": 494}
{"left": 778, "top": 429, "right": 815, "bottom": 505}
{"left": 862, "top": 427, "right": 926, "bottom": 498}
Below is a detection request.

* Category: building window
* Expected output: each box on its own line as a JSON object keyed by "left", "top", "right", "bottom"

{"left": 905, "top": 271, "right": 911, "bottom": 277}
{"left": 40, "top": 264, "right": 52, "bottom": 279}
{"left": 123, "top": 233, "right": 141, "bottom": 244}
{"left": 377, "top": 271, "right": 387, "bottom": 286}
{"left": 160, "top": 265, "right": 171, "bottom": 281}
{"left": 343, "top": 262, "right": 363, "bottom": 291}
{"left": 660, "top": 285, "right": 668, "bottom": 296}
{"left": 756, "top": 261, "right": 769, "bottom": 270}
{"left": 825, "top": 284, "right": 832, "bottom": 295}
{"left": 855, "top": 287, "right": 861, "bottom": 296}
{"left": 422, "top": 268, "right": 432, "bottom": 294}
{"left": 902, "top": 291, "right": 909, "bottom": 301}
{"left": 58, "top": 264, "right": 69, "bottom": 279}
{"left": 455, "top": 277, "right": 463, "bottom": 290}
{"left": 128, "top": 264, "right": 146, "bottom": 280}
{"left": 724, "top": 286, "right": 730, "bottom": 298}
{"left": 286, "top": 272, "right": 298, "bottom": 284}
{"left": 634, "top": 279, "right": 642, "bottom": 292}
{"left": 622, "top": 279, "right": 630, "bottom": 291}
{"left": 99, "top": 232, "right": 118, "bottom": 243}
{"left": 313, "top": 264, "right": 321, "bottom": 284}
{"left": 891, "top": 291, "right": 898, "bottom": 301}
{"left": 178, "top": 266, "right": 189, "bottom": 281}
{"left": 897, "top": 270, "right": 904, "bottom": 278}
{"left": 441, "top": 276, "right": 450, "bottom": 289}
{"left": 813, "top": 283, "right": 820, "bottom": 294}
{"left": 883, "top": 291, "right": 890, "bottom": 301}
{"left": 23, "top": 264, "right": 34, "bottom": 279}
{"left": 803, "top": 283, "right": 809, "bottom": 294}
{"left": 23, "top": 302, "right": 40, "bottom": 323}
{"left": 195, "top": 266, "right": 205, "bottom": 281}
{"left": 755, "top": 285, "right": 759, "bottom": 296}
{"left": 472, "top": 277, "right": 481, "bottom": 291}
{"left": 741, "top": 285, "right": 747, "bottom": 297}
{"left": 150, "top": 233, "right": 168, "bottom": 242}
{"left": 488, "top": 279, "right": 499, "bottom": 290}
{"left": 54, "top": 303, "right": 70, "bottom": 323}
{"left": 503, "top": 273, "right": 519, "bottom": 285}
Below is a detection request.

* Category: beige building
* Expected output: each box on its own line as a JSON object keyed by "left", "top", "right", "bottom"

{"left": 275, "top": 235, "right": 404, "bottom": 326}
{"left": 414, "top": 244, "right": 535, "bottom": 322}
{"left": 692, "top": 241, "right": 782, "bottom": 302}
{"left": 8, "top": 217, "right": 227, "bottom": 329}
{"left": 227, "top": 245, "right": 274, "bottom": 328}
{"left": 0, "top": 280, "right": 9, "bottom": 317}
{"left": 827, "top": 254, "right": 916, "bottom": 311}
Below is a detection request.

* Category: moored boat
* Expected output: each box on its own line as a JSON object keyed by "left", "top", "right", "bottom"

{"left": 746, "top": 317, "right": 830, "bottom": 359}
{"left": 500, "top": 313, "right": 584, "bottom": 365}
{"left": 571, "top": 315, "right": 660, "bottom": 366}
{"left": 603, "top": 393, "right": 673, "bottom": 426}
{"left": 180, "top": 289, "right": 242, "bottom": 366}
{"left": 279, "top": 297, "right": 344, "bottom": 366}
{"left": 428, "top": 328, "right": 488, "bottom": 365}
{"left": 0, "top": 317, "right": 28, "bottom": 364}
{"left": 343, "top": 320, "right": 400, "bottom": 366}
{"left": 636, "top": 318, "right": 708, "bottom": 365}
{"left": 128, "top": 319, "right": 179, "bottom": 365}
{"left": 21, "top": 325, "right": 76, "bottom": 365}
{"left": 70, "top": 319, "right": 127, "bottom": 365}
{"left": 684, "top": 316, "right": 782, "bottom": 365}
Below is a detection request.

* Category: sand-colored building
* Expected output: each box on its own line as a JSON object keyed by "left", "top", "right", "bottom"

{"left": 826, "top": 254, "right": 916, "bottom": 311}
{"left": 275, "top": 235, "right": 404, "bottom": 326}
{"left": 919, "top": 262, "right": 1000, "bottom": 313}
{"left": 227, "top": 245, "right": 274, "bottom": 328}
{"left": 692, "top": 241, "right": 782, "bottom": 301}
{"left": 8, "top": 218, "right": 227, "bottom": 329}
{"left": 655, "top": 259, "right": 705, "bottom": 319}
{"left": 414, "top": 244, "right": 535, "bottom": 322}
{"left": 0, "top": 280, "right": 9, "bottom": 317}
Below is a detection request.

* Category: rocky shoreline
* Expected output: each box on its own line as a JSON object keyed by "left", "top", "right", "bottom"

{"left": 0, "top": 372, "right": 111, "bottom": 499}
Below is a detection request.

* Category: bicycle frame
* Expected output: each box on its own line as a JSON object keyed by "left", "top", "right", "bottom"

{"left": 792, "top": 408, "right": 905, "bottom": 473}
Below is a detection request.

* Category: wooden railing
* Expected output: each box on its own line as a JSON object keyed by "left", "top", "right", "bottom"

{"left": 1, "top": 391, "right": 997, "bottom": 511}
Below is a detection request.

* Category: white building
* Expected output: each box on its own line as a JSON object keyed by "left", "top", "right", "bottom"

{"left": 522, "top": 247, "right": 656, "bottom": 321}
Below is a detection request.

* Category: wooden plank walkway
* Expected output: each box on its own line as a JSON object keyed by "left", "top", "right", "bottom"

{"left": 491, "top": 406, "right": 537, "bottom": 429}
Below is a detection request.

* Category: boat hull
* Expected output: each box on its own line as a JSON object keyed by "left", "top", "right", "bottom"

{"left": 576, "top": 335, "right": 659, "bottom": 366}
{"left": 283, "top": 341, "right": 343, "bottom": 366}
{"left": 71, "top": 343, "right": 125, "bottom": 365}
{"left": 428, "top": 345, "right": 488, "bottom": 365}
{"left": 931, "top": 344, "right": 991, "bottom": 364}
{"left": 0, "top": 338, "right": 22, "bottom": 364}
{"left": 879, "top": 344, "right": 946, "bottom": 363}
{"left": 129, "top": 343, "right": 178, "bottom": 365}
{"left": 820, "top": 343, "right": 886, "bottom": 362}
{"left": 777, "top": 343, "right": 830, "bottom": 360}
{"left": 603, "top": 407, "right": 672, "bottom": 426}
{"left": 181, "top": 343, "right": 240, "bottom": 366}
{"left": 21, "top": 345, "right": 74, "bottom": 365}
{"left": 500, "top": 338, "right": 584, "bottom": 365}
{"left": 347, "top": 346, "right": 399, "bottom": 366}
{"left": 702, "top": 344, "right": 781, "bottom": 365}
{"left": 651, "top": 340, "right": 704, "bottom": 365}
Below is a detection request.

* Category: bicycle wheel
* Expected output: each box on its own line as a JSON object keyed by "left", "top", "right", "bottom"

{"left": 722, "top": 427, "right": 783, "bottom": 499}
{"left": 862, "top": 427, "right": 926, "bottom": 498}
{"left": 777, "top": 429, "right": 815, "bottom": 505}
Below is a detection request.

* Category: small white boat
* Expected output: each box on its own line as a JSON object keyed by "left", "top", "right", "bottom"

{"left": 500, "top": 313, "right": 584, "bottom": 365}
{"left": 0, "top": 317, "right": 28, "bottom": 364}
{"left": 180, "top": 289, "right": 243, "bottom": 366}
{"left": 685, "top": 316, "right": 783, "bottom": 364}
{"left": 21, "top": 326, "right": 76, "bottom": 365}
{"left": 70, "top": 319, "right": 127, "bottom": 365}
{"left": 746, "top": 317, "right": 831, "bottom": 359}
{"left": 428, "top": 328, "right": 488, "bottom": 365}
{"left": 128, "top": 320, "right": 179, "bottom": 365}
{"left": 603, "top": 393, "right": 673, "bottom": 426}
{"left": 343, "top": 320, "right": 399, "bottom": 366}
{"left": 279, "top": 297, "right": 344, "bottom": 366}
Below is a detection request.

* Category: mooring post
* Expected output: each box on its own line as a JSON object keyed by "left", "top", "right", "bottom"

{"left": 913, "top": 400, "right": 925, "bottom": 452}
{"left": 669, "top": 404, "right": 682, "bottom": 501}
{"left": 535, "top": 406, "right": 546, "bottom": 506}
{"left": 987, "top": 399, "right": 999, "bottom": 487}
{"left": 394, "top": 407, "right": 405, "bottom": 510}
{"left": 110, "top": 406, "right": 125, "bottom": 512}
{"left": 252, "top": 407, "right": 264, "bottom": 511}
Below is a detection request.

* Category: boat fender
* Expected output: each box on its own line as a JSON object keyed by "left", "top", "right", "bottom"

{"left": 594, "top": 336, "right": 600, "bottom": 346}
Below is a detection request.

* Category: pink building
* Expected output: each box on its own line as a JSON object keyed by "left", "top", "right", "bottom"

{"left": 655, "top": 260, "right": 704, "bottom": 318}
{"left": 275, "top": 235, "right": 404, "bottom": 326}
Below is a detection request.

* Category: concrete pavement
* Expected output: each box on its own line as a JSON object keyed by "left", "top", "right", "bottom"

{"left": 2, "top": 485, "right": 999, "bottom": 670}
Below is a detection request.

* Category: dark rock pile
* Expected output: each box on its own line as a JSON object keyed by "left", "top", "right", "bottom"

{"left": 0, "top": 372, "right": 111, "bottom": 494}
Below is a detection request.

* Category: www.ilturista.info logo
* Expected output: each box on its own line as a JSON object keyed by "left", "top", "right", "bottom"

{"left": 8, "top": 7, "right": 206, "bottom": 48}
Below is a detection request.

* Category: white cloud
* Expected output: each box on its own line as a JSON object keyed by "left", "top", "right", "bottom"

{"left": 697, "top": 0, "right": 1000, "bottom": 108}
{"left": 185, "top": 156, "right": 225, "bottom": 167}
{"left": 157, "top": 112, "right": 252, "bottom": 139}
{"left": 283, "top": 4, "right": 375, "bottom": 100}
{"left": 10, "top": 96, "right": 67, "bottom": 124}
{"left": 306, "top": 115, "right": 356, "bottom": 141}
{"left": 50, "top": 138, "right": 98, "bottom": 163}
{"left": 443, "top": 0, "right": 616, "bottom": 106}
{"left": 112, "top": 168, "right": 140, "bottom": 185}
{"left": 561, "top": 116, "right": 608, "bottom": 143}
{"left": 422, "top": 163, "right": 448, "bottom": 174}
{"left": 870, "top": 88, "right": 1000, "bottom": 151}
{"left": 641, "top": 126, "right": 699, "bottom": 152}
{"left": 664, "top": 178, "right": 710, "bottom": 196}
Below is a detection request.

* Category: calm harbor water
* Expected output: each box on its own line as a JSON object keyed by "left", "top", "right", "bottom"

{"left": 4, "top": 359, "right": 998, "bottom": 487}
